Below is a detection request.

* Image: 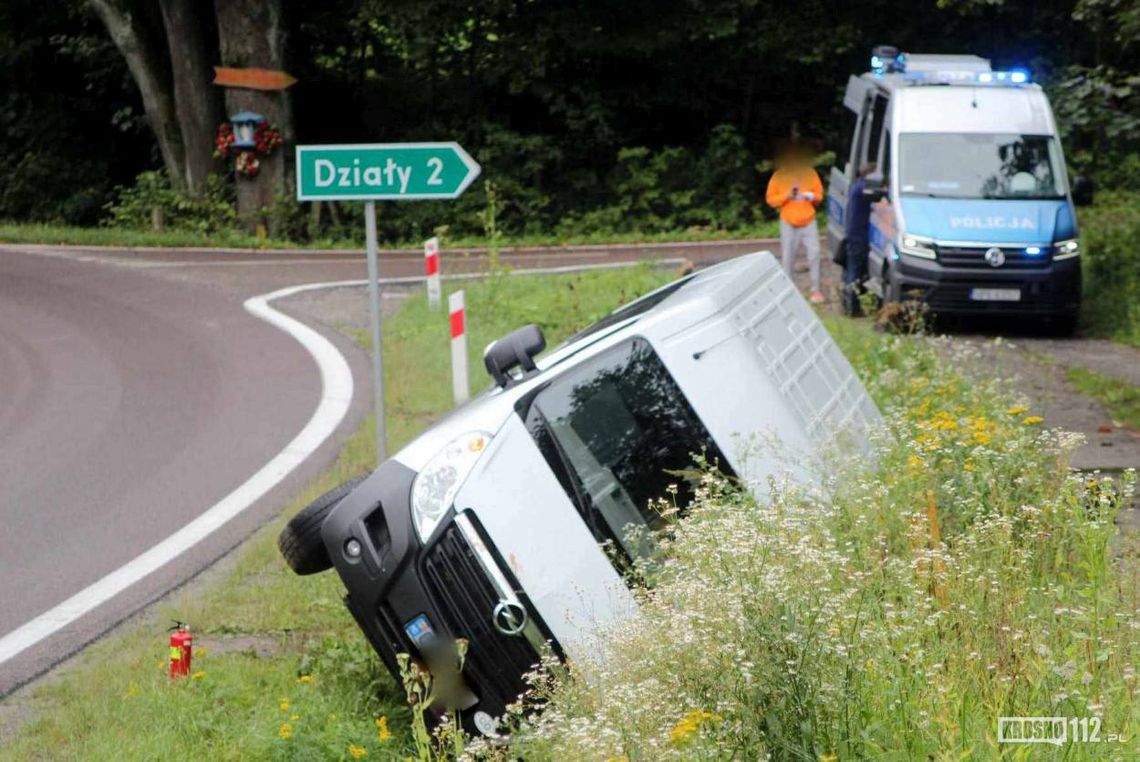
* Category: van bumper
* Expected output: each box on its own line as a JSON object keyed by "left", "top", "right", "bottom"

{"left": 895, "top": 254, "right": 1081, "bottom": 318}
{"left": 321, "top": 459, "right": 549, "bottom": 729}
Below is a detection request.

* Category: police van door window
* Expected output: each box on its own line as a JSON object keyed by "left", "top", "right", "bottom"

{"left": 864, "top": 94, "right": 888, "bottom": 166}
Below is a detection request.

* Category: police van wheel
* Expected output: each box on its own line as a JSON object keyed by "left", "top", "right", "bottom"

{"left": 278, "top": 475, "right": 367, "bottom": 575}
{"left": 1052, "top": 313, "right": 1079, "bottom": 337}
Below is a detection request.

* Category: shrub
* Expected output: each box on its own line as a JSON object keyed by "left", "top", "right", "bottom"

{"left": 497, "top": 332, "right": 1137, "bottom": 760}
{"left": 104, "top": 170, "right": 238, "bottom": 234}
{"left": 1079, "top": 192, "right": 1140, "bottom": 346}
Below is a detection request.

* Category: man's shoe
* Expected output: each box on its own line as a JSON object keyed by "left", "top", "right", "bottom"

{"left": 809, "top": 290, "right": 826, "bottom": 304}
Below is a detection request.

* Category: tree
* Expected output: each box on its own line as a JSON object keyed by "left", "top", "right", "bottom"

{"left": 88, "top": 0, "right": 224, "bottom": 196}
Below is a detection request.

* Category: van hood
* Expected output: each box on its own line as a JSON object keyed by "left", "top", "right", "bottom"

{"left": 899, "top": 197, "right": 1076, "bottom": 244}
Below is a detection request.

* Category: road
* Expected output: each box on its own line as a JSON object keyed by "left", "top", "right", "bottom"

{"left": 0, "top": 238, "right": 771, "bottom": 695}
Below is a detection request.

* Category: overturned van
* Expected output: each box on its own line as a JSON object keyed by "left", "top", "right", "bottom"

{"left": 278, "top": 252, "right": 881, "bottom": 735}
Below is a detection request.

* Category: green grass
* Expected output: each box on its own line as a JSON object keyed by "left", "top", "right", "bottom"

{"left": 5, "top": 271, "right": 1136, "bottom": 760}
{"left": 0, "top": 219, "right": 783, "bottom": 252}
{"left": 504, "top": 328, "right": 1139, "bottom": 760}
{"left": 1067, "top": 366, "right": 1140, "bottom": 431}
{"left": 0, "top": 265, "right": 674, "bottom": 762}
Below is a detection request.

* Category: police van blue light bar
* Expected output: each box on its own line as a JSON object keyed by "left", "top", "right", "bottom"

{"left": 978, "top": 69, "right": 1030, "bottom": 84}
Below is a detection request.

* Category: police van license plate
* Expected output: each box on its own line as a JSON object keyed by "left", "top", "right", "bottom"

{"left": 970, "top": 288, "right": 1021, "bottom": 302}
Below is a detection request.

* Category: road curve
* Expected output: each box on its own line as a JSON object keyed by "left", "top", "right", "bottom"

{"left": 0, "top": 249, "right": 369, "bottom": 694}
{"left": 0, "top": 236, "right": 775, "bottom": 695}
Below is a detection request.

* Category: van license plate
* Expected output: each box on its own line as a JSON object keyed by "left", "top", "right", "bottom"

{"left": 970, "top": 288, "right": 1021, "bottom": 302}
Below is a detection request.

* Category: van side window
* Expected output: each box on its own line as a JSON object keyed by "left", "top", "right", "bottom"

{"left": 880, "top": 129, "right": 891, "bottom": 179}
{"left": 838, "top": 110, "right": 859, "bottom": 175}
{"left": 865, "top": 94, "right": 888, "bottom": 164}
{"left": 523, "top": 338, "right": 732, "bottom": 563}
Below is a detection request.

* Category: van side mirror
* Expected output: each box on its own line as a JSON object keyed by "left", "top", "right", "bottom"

{"left": 484, "top": 324, "right": 546, "bottom": 388}
{"left": 1072, "top": 176, "right": 1094, "bottom": 207}
{"left": 862, "top": 172, "right": 888, "bottom": 202}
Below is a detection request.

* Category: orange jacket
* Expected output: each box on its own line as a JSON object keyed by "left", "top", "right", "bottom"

{"left": 766, "top": 167, "right": 823, "bottom": 227}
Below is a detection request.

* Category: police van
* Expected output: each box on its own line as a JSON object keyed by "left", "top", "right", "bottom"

{"left": 278, "top": 253, "right": 880, "bottom": 736}
{"left": 827, "top": 47, "right": 1090, "bottom": 330}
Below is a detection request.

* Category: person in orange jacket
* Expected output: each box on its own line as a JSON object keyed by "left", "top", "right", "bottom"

{"left": 766, "top": 142, "right": 825, "bottom": 303}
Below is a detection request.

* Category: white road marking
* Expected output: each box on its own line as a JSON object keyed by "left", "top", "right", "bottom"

{"left": 0, "top": 282, "right": 354, "bottom": 667}
{"left": 0, "top": 256, "right": 687, "bottom": 668}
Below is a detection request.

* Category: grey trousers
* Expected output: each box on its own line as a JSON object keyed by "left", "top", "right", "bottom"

{"left": 779, "top": 219, "right": 821, "bottom": 292}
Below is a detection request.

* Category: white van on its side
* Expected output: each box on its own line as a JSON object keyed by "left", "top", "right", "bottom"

{"left": 279, "top": 252, "right": 881, "bottom": 736}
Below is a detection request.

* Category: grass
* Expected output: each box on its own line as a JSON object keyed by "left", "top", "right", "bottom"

{"left": 3, "top": 266, "right": 1136, "bottom": 760}
{"left": 0, "top": 219, "right": 783, "bottom": 252}
{"left": 501, "top": 329, "right": 1139, "bottom": 760}
{"left": 1067, "top": 367, "right": 1140, "bottom": 431}
{"left": 0, "top": 264, "right": 674, "bottom": 761}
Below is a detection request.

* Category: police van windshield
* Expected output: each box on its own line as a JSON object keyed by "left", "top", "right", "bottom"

{"left": 899, "top": 133, "right": 1065, "bottom": 200}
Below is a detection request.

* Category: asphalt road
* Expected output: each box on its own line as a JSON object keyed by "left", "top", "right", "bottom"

{"left": 0, "top": 238, "right": 771, "bottom": 695}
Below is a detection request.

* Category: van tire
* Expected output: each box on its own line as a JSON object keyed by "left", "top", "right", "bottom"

{"left": 1052, "top": 313, "right": 1080, "bottom": 337}
{"left": 278, "top": 475, "right": 368, "bottom": 575}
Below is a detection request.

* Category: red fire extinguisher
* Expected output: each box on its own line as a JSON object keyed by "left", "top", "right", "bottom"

{"left": 169, "top": 621, "right": 192, "bottom": 678}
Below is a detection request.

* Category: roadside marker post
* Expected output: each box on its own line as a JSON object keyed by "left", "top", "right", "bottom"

{"left": 424, "top": 237, "right": 442, "bottom": 310}
{"left": 449, "top": 290, "right": 469, "bottom": 405}
{"left": 296, "top": 143, "right": 480, "bottom": 466}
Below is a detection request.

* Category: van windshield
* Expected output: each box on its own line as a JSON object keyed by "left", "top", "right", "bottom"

{"left": 899, "top": 133, "right": 1065, "bottom": 200}
{"left": 523, "top": 338, "right": 730, "bottom": 564}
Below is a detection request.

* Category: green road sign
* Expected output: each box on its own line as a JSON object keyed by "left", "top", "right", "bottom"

{"left": 295, "top": 142, "right": 481, "bottom": 201}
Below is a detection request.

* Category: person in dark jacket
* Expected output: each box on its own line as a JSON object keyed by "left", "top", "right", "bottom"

{"left": 843, "top": 162, "right": 877, "bottom": 316}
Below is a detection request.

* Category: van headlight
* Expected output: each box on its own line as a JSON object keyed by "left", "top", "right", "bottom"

{"left": 899, "top": 234, "right": 936, "bottom": 260}
{"left": 1053, "top": 238, "right": 1080, "bottom": 260}
{"left": 411, "top": 431, "right": 491, "bottom": 541}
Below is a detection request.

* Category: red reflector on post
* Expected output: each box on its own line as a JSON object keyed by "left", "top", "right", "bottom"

{"left": 449, "top": 309, "right": 465, "bottom": 338}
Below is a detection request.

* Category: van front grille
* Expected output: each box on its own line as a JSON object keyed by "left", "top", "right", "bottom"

{"left": 936, "top": 245, "right": 1050, "bottom": 269}
{"left": 420, "top": 520, "right": 539, "bottom": 712}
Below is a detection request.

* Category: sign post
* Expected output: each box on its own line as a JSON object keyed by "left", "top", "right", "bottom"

{"left": 424, "top": 236, "right": 442, "bottom": 310}
{"left": 297, "top": 142, "right": 480, "bottom": 465}
{"left": 449, "top": 290, "right": 469, "bottom": 405}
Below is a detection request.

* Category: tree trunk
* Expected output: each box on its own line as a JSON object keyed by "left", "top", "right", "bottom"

{"left": 215, "top": 0, "right": 292, "bottom": 234}
{"left": 88, "top": 0, "right": 187, "bottom": 191}
{"left": 158, "top": 0, "right": 224, "bottom": 196}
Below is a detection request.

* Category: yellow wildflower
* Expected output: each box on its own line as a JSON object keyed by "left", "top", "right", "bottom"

{"left": 820, "top": 755, "right": 839, "bottom": 762}
{"left": 1007, "top": 404, "right": 1029, "bottom": 416}
{"left": 908, "top": 454, "right": 925, "bottom": 474}
{"left": 963, "top": 460, "right": 975, "bottom": 472}
{"left": 348, "top": 744, "right": 367, "bottom": 759}
{"left": 1023, "top": 415, "right": 1044, "bottom": 425}
{"left": 190, "top": 671, "right": 206, "bottom": 680}
{"left": 972, "top": 430, "right": 992, "bottom": 446}
{"left": 279, "top": 700, "right": 290, "bottom": 712}
{"left": 279, "top": 722, "right": 293, "bottom": 740}
{"left": 122, "top": 682, "right": 139, "bottom": 699}
{"left": 670, "top": 709, "right": 719, "bottom": 746}
{"left": 297, "top": 674, "right": 313, "bottom": 684}
{"left": 376, "top": 716, "right": 392, "bottom": 742}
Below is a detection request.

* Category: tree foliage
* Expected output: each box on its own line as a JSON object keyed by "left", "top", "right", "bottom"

{"left": 1, "top": 0, "right": 1136, "bottom": 235}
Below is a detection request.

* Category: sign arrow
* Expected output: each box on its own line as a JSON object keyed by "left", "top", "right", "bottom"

{"left": 213, "top": 67, "right": 298, "bottom": 91}
{"left": 295, "top": 143, "right": 481, "bottom": 201}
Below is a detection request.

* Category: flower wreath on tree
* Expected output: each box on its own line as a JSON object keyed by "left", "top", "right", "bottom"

{"left": 214, "top": 121, "right": 284, "bottom": 179}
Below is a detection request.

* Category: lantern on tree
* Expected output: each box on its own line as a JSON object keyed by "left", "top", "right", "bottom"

{"left": 229, "top": 111, "right": 265, "bottom": 150}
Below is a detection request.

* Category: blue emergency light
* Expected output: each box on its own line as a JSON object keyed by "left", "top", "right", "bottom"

{"left": 978, "top": 70, "right": 1030, "bottom": 85}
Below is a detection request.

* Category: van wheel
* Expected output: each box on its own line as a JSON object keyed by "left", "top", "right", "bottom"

{"left": 1052, "top": 313, "right": 1080, "bottom": 337}
{"left": 278, "top": 475, "right": 367, "bottom": 575}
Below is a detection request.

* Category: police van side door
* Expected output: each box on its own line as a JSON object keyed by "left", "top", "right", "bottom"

{"left": 827, "top": 77, "right": 871, "bottom": 259}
